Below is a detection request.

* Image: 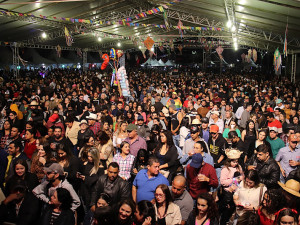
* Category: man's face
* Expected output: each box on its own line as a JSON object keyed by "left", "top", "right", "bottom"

{"left": 257, "top": 152, "right": 269, "bottom": 162}
{"left": 107, "top": 166, "right": 119, "bottom": 181}
{"left": 10, "top": 127, "right": 19, "bottom": 138}
{"left": 202, "top": 122, "right": 208, "bottom": 129}
{"left": 45, "top": 171, "right": 59, "bottom": 182}
{"left": 128, "top": 130, "right": 136, "bottom": 138}
{"left": 8, "top": 143, "right": 17, "bottom": 156}
{"left": 65, "top": 122, "right": 73, "bottom": 129}
{"left": 117, "top": 103, "right": 123, "bottom": 110}
{"left": 54, "top": 129, "right": 62, "bottom": 139}
{"left": 147, "top": 162, "right": 160, "bottom": 176}
{"left": 171, "top": 180, "right": 185, "bottom": 198}
{"left": 269, "top": 131, "right": 277, "bottom": 139}
{"left": 288, "top": 135, "right": 299, "bottom": 150}
{"left": 88, "top": 119, "right": 95, "bottom": 126}
{"left": 137, "top": 120, "right": 144, "bottom": 126}
{"left": 267, "top": 116, "right": 273, "bottom": 122}
{"left": 191, "top": 132, "right": 199, "bottom": 141}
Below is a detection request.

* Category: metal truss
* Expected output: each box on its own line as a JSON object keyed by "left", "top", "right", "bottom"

{"left": 12, "top": 45, "right": 20, "bottom": 78}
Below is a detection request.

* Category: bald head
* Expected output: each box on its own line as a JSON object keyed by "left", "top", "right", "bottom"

{"left": 173, "top": 175, "right": 186, "bottom": 186}
{"left": 171, "top": 175, "right": 186, "bottom": 198}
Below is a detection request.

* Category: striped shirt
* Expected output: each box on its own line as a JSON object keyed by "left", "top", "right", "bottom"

{"left": 113, "top": 153, "right": 135, "bottom": 180}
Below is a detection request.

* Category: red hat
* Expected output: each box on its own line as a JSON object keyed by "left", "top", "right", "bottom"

{"left": 49, "top": 113, "right": 59, "bottom": 123}
{"left": 210, "top": 124, "right": 219, "bottom": 133}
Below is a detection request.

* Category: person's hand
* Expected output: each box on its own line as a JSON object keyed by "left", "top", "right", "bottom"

{"left": 133, "top": 168, "right": 138, "bottom": 174}
{"left": 142, "top": 216, "right": 152, "bottom": 225}
{"left": 28, "top": 117, "right": 33, "bottom": 121}
{"left": 188, "top": 150, "right": 194, "bottom": 157}
{"left": 121, "top": 177, "right": 126, "bottom": 180}
{"left": 198, "top": 174, "right": 209, "bottom": 182}
{"left": 289, "top": 160, "right": 298, "bottom": 167}
{"left": 6, "top": 193, "right": 20, "bottom": 202}
{"left": 248, "top": 165, "right": 256, "bottom": 170}
{"left": 39, "top": 157, "right": 46, "bottom": 165}
{"left": 80, "top": 175, "right": 85, "bottom": 181}
{"left": 280, "top": 168, "right": 286, "bottom": 177}
{"left": 50, "top": 143, "right": 56, "bottom": 150}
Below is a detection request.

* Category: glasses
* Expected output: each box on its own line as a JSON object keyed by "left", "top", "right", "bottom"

{"left": 127, "top": 130, "right": 133, "bottom": 133}
{"left": 291, "top": 141, "right": 299, "bottom": 144}
{"left": 210, "top": 132, "right": 217, "bottom": 135}
{"left": 155, "top": 193, "right": 165, "bottom": 198}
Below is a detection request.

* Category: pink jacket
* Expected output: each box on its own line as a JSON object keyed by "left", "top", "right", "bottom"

{"left": 220, "top": 165, "right": 244, "bottom": 188}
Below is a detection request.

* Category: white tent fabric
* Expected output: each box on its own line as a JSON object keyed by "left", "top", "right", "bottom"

{"left": 158, "top": 59, "right": 165, "bottom": 66}
{"left": 165, "top": 60, "right": 175, "bottom": 66}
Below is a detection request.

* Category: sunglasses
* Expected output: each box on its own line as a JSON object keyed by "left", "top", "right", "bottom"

{"left": 210, "top": 132, "right": 217, "bottom": 135}
{"left": 291, "top": 141, "right": 299, "bottom": 144}
{"left": 127, "top": 130, "right": 133, "bottom": 133}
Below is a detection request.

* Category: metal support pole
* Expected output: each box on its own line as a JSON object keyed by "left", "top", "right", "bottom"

{"left": 202, "top": 50, "right": 206, "bottom": 70}
{"left": 12, "top": 45, "right": 20, "bottom": 78}
{"left": 82, "top": 49, "right": 87, "bottom": 72}
{"left": 291, "top": 52, "right": 296, "bottom": 83}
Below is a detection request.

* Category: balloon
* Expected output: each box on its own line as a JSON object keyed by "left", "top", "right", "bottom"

{"left": 110, "top": 48, "right": 116, "bottom": 60}
{"left": 101, "top": 54, "right": 109, "bottom": 70}
{"left": 117, "top": 50, "right": 123, "bottom": 58}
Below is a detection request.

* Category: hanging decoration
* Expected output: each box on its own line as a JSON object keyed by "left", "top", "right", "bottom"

{"left": 163, "top": 10, "right": 170, "bottom": 31}
{"left": 247, "top": 49, "right": 252, "bottom": 63}
{"left": 177, "top": 20, "right": 183, "bottom": 38}
{"left": 252, "top": 49, "right": 257, "bottom": 62}
{"left": 110, "top": 48, "right": 116, "bottom": 60}
{"left": 101, "top": 54, "right": 109, "bottom": 70}
{"left": 76, "top": 48, "right": 82, "bottom": 58}
{"left": 273, "top": 48, "right": 281, "bottom": 72}
{"left": 144, "top": 36, "right": 155, "bottom": 51}
{"left": 18, "top": 55, "right": 28, "bottom": 66}
{"left": 216, "top": 46, "right": 224, "bottom": 59}
{"left": 117, "top": 66, "right": 130, "bottom": 97}
{"left": 283, "top": 24, "right": 288, "bottom": 58}
{"left": 56, "top": 45, "right": 61, "bottom": 58}
{"left": 64, "top": 27, "right": 73, "bottom": 46}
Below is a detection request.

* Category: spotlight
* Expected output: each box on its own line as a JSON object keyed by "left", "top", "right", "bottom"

{"left": 231, "top": 26, "right": 236, "bottom": 32}
{"left": 117, "top": 42, "right": 121, "bottom": 47}
{"left": 41, "top": 32, "right": 47, "bottom": 38}
{"left": 98, "top": 37, "right": 102, "bottom": 41}
{"left": 227, "top": 20, "right": 232, "bottom": 28}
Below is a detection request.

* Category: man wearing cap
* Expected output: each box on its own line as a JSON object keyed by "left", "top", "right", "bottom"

{"left": 276, "top": 135, "right": 300, "bottom": 183}
{"left": 267, "top": 112, "right": 283, "bottom": 134}
{"left": 274, "top": 99, "right": 284, "bottom": 110}
{"left": 200, "top": 117, "right": 210, "bottom": 144}
{"left": 209, "top": 111, "right": 224, "bottom": 133}
{"left": 186, "top": 154, "right": 218, "bottom": 199}
{"left": 46, "top": 111, "right": 65, "bottom": 136}
{"left": 208, "top": 125, "right": 227, "bottom": 175}
{"left": 87, "top": 113, "right": 102, "bottom": 136}
{"left": 33, "top": 163, "right": 80, "bottom": 211}
{"left": 136, "top": 115, "right": 151, "bottom": 140}
{"left": 169, "top": 175, "right": 194, "bottom": 225}
{"left": 266, "top": 127, "right": 285, "bottom": 158}
{"left": 169, "top": 104, "right": 183, "bottom": 147}
{"left": 124, "top": 124, "right": 147, "bottom": 157}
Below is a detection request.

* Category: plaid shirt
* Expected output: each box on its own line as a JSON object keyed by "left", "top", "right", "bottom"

{"left": 113, "top": 153, "right": 135, "bottom": 180}
{"left": 89, "top": 122, "right": 101, "bottom": 135}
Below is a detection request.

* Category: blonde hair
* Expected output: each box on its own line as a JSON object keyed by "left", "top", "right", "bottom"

{"left": 87, "top": 147, "right": 100, "bottom": 176}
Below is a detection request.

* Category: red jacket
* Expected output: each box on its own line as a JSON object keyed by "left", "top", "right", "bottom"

{"left": 186, "top": 163, "right": 218, "bottom": 199}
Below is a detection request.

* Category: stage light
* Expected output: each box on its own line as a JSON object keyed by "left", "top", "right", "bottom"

{"left": 98, "top": 37, "right": 102, "bottom": 41}
{"left": 41, "top": 32, "right": 47, "bottom": 38}
{"left": 227, "top": 20, "right": 232, "bottom": 28}
{"left": 117, "top": 42, "right": 121, "bottom": 47}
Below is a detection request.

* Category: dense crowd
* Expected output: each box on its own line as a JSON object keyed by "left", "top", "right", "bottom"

{"left": 0, "top": 69, "right": 299, "bottom": 225}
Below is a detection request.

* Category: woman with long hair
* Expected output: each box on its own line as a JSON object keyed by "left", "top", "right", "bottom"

{"left": 30, "top": 141, "right": 53, "bottom": 181}
{"left": 131, "top": 149, "right": 149, "bottom": 176}
{"left": 154, "top": 184, "right": 181, "bottom": 225}
{"left": 4, "top": 159, "right": 39, "bottom": 196}
{"left": 113, "top": 141, "right": 135, "bottom": 180}
{"left": 233, "top": 170, "right": 267, "bottom": 219}
{"left": 275, "top": 208, "right": 299, "bottom": 225}
{"left": 115, "top": 199, "right": 136, "bottom": 225}
{"left": 186, "top": 192, "right": 219, "bottom": 225}
{"left": 40, "top": 188, "right": 75, "bottom": 225}
{"left": 97, "top": 130, "right": 114, "bottom": 169}
{"left": 223, "top": 119, "right": 241, "bottom": 139}
{"left": 78, "top": 147, "right": 104, "bottom": 212}
{"left": 258, "top": 189, "right": 287, "bottom": 225}
{"left": 154, "top": 130, "right": 179, "bottom": 182}
{"left": 0, "top": 120, "right": 11, "bottom": 149}
{"left": 147, "top": 124, "right": 161, "bottom": 153}
{"left": 113, "top": 121, "right": 128, "bottom": 149}
{"left": 251, "top": 129, "right": 271, "bottom": 160}
{"left": 56, "top": 144, "right": 80, "bottom": 191}
{"left": 134, "top": 200, "right": 156, "bottom": 225}
{"left": 241, "top": 120, "right": 257, "bottom": 160}
{"left": 79, "top": 136, "right": 96, "bottom": 163}
{"left": 23, "top": 128, "right": 37, "bottom": 160}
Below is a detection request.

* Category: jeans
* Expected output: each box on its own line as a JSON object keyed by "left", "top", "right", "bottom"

{"left": 173, "top": 134, "right": 180, "bottom": 147}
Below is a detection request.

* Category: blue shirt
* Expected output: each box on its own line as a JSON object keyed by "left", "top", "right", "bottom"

{"left": 133, "top": 169, "right": 169, "bottom": 203}
{"left": 275, "top": 146, "right": 300, "bottom": 176}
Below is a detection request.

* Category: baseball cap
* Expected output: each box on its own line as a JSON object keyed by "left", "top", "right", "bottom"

{"left": 276, "top": 99, "right": 282, "bottom": 104}
{"left": 127, "top": 124, "right": 137, "bottom": 131}
{"left": 44, "top": 163, "right": 64, "bottom": 176}
{"left": 190, "top": 153, "right": 203, "bottom": 168}
{"left": 190, "top": 126, "right": 200, "bottom": 133}
{"left": 80, "top": 120, "right": 88, "bottom": 125}
{"left": 201, "top": 117, "right": 209, "bottom": 123}
{"left": 137, "top": 115, "right": 144, "bottom": 121}
{"left": 269, "top": 127, "right": 278, "bottom": 133}
{"left": 210, "top": 124, "right": 219, "bottom": 133}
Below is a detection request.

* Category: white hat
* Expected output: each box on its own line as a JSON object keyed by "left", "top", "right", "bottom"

{"left": 86, "top": 113, "right": 97, "bottom": 120}
{"left": 269, "top": 127, "right": 278, "bottom": 133}
{"left": 192, "top": 119, "right": 201, "bottom": 125}
{"left": 211, "top": 111, "right": 220, "bottom": 116}
{"left": 80, "top": 120, "right": 88, "bottom": 125}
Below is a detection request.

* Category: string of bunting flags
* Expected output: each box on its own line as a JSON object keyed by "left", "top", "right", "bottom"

{"left": 0, "top": 0, "right": 182, "bottom": 24}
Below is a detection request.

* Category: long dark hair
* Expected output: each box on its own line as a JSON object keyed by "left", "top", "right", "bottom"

{"left": 154, "top": 130, "right": 174, "bottom": 153}
{"left": 56, "top": 188, "right": 73, "bottom": 210}
{"left": 194, "top": 193, "right": 219, "bottom": 221}
{"left": 155, "top": 184, "right": 173, "bottom": 216}
{"left": 244, "top": 170, "right": 260, "bottom": 188}
{"left": 117, "top": 199, "right": 136, "bottom": 224}
{"left": 13, "top": 159, "right": 29, "bottom": 178}
{"left": 245, "top": 120, "right": 257, "bottom": 137}
{"left": 261, "top": 189, "right": 286, "bottom": 215}
{"left": 136, "top": 200, "right": 156, "bottom": 225}
{"left": 275, "top": 208, "right": 299, "bottom": 225}
{"left": 135, "top": 149, "right": 149, "bottom": 168}
{"left": 57, "top": 144, "right": 73, "bottom": 166}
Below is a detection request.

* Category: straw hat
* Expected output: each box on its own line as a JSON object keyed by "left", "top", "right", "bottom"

{"left": 29, "top": 100, "right": 39, "bottom": 106}
{"left": 225, "top": 148, "right": 242, "bottom": 159}
{"left": 278, "top": 179, "right": 300, "bottom": 197}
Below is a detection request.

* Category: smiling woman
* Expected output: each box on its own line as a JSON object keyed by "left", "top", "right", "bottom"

{"left": 116, "top": 199, "right": 136, "bottom": 225}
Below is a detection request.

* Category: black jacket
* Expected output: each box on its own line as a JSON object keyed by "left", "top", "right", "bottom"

{"left": 90, "top": 174, "right": 130, "bottom": 207}
{"left": 40, "top": 206, "right": 75, "bottom": 225}
{"left": 248, "top": 156, "right": 280, "bottom": 189}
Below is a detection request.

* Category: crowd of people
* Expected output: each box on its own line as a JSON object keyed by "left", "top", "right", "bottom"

{"left": 0, "top": 68, "right": 299, "bottom": 225}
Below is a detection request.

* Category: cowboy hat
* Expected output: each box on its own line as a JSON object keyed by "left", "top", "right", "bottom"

{"left": 225, "top": 148, "right": 243, "bottom": 159}
{"left": 278, "top": 179, "right": 300, "bottom": 197}
{"left": 29, "top": 100, "right": 39, "bottom": 106}
{"left": 86, "top": 113, "right": 97, "bottom": 120}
